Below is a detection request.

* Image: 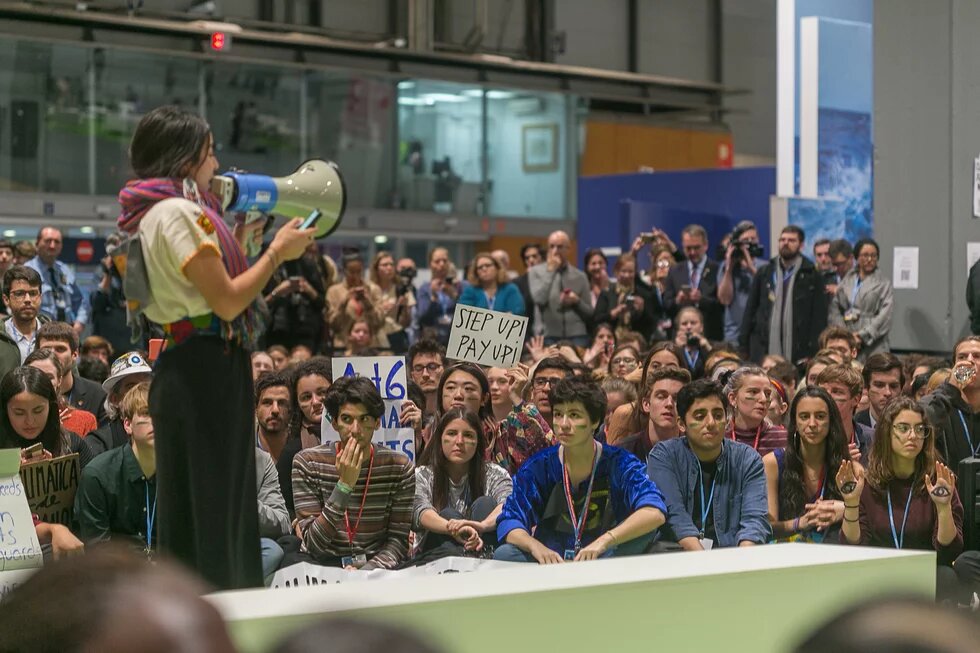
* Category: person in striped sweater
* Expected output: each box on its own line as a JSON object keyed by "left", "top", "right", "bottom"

{"left": 292, "top": 375, "right": 414, "bottom": 570}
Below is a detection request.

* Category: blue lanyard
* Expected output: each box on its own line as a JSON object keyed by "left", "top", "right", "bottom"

{"left": 697, "top": 466, "right": 716, "bottom": 538}
{"left": 849, "top": 277, "right": 863, "bottom": 306}
{"left": 957, "top": 410, "right": 978, "bottom": 456}
{"left": 145, "top": 481, "right": 157, "bottom": 552}
{"left": 684, "top": 348, "right": 700, "bottom": 370}
{"left": 886, "top": 485, "right": 914, "bottom": 549}
{"left": 484, "top": 290, "right": 496, "bottom": 311}
{"left": 771, "top": 265, "right": 795, "bottom": 289}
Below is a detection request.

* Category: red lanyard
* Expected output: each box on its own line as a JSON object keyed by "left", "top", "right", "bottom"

{"left": 561, "top": 441, "right": 601, "bottom": 550}
{"left": 336, "top": 443, "right": 375, "bottom": 547}
{"left": 728, "top": 420, "right": 764, "bottom": 451}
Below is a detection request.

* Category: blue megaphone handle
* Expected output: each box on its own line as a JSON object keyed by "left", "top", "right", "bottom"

{"left": 223, "top": 172, "right": 279, "bottom": 213}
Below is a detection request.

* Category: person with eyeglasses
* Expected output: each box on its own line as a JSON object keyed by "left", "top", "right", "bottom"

{"left": 0, "top": 266, "right": 47, "bottom": 374}
{"left": 837, "top": 397, "right": 963, "bottom": 568}
{"left": 421, "top": 362, "right": 553, "bottom": 476}
{"left": 458, "top": 252, "right": 525, "bottom": 316}
{"left": 606, "top": 344, "right": 641, "bottom": 380}
{"left": 528, "top": 355, "right": 575, "bottom": 431}
{"left": 829, "top": 238, "right": 893, "bottom": 361}
{"left": 407, "top": 338, "right": 446, "bottom": 421}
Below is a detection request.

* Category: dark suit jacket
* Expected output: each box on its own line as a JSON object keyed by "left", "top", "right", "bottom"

{"left": 85, "top": 418, "right": 128, "bottom": 457}
{"left": 739, "top": 256, "right": 828, "bottom": 365}
{"left": 662, "top": 258, "right": 723, "bottom": 341}
{"left": 593, "top": 283, "right": 659, "bottom": 337}
{"left": 70, "top": 371, "right": 108, "bottom": 426}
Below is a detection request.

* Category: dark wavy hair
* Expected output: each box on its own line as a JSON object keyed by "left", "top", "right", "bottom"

{"left": 0, "top": 366, "right": 69, "bottom": 456}
{"left": 780, "top": 386, "right": 849, "bottom": 518}
{"left": 428, "top": 407, "right": 487, "bottom": 513}
{"left": 288, "top": 357, "right": 333, "bottom": 440}
{"left": 866, "top": 396, "right": 935, "bottom": 497}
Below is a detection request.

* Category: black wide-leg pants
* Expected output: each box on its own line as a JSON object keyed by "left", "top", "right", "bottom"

{"left": 150, "top": 335, "right": 262, "bottom": 589}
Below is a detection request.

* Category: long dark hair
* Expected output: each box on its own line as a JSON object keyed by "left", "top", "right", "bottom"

{"left": 780, "top": 386, "right": 849, "bottom": 518}
{"left": 866, "top": 397, "right": 935, "bottom": 496}
{"left": 0, "top": 367, "right": 69, "bottom": 456}
{"left": 435, "top": 362, "right": 493, "bottom": 423}
{"left": 129, "top": 106, "right": 212, "bottom": 179}
{"left": 429, "top": 407, "right": 487, "bottom": 513}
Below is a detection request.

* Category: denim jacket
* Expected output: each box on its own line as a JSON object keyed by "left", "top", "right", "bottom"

{"left": 647, "top": 437, "right": 770, "bottom": 548}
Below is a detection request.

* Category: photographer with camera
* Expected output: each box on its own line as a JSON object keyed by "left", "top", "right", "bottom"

{"left": 718, "top": 220, "right": 766, "bottom": 345}
{"left": 263, "top": 246, "right": 326, "bottom": 355}
{"left": 661, "top": 224, "right": 724, "bottom": 342}
{"left": 327, "top": 248, "right": 384, "bottom": 354}
{"left": 594, "top": 253, "right": 657, "bottom": 339}
{"left": 369, "top": 252, "right": 414, "bottom": 354}
{"left": 673, "top": 306, "right": 713, "bottom": 379}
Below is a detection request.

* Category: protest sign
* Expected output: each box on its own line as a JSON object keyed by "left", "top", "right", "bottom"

{"left": 0, "top": 449, "right": 43, "bottom": 577}
{"left": 321, "top": 357, "right": 415, "bottom": 461}
{"left": 446, "top": 305, "right": 527, "bottom": 368}
{"left": 19, "top": 453, "right": 79, "bottom": 527}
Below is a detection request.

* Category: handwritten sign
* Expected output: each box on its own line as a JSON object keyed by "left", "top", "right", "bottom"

{"left": 447, "top": 305, "right": 527, "bottom": 368}
{"left": 321, "top": 357, "right": 415, "bottom": 462}
{"left": 0, "top": 449, "right": 43, "bottom": 576}
{"left": 20, "top": 454, "right": 79, "bottom": 527}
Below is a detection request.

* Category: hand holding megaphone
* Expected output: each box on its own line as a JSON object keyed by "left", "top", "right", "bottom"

{"left": 211, "top": 159, "right": 347, "bottom": 255}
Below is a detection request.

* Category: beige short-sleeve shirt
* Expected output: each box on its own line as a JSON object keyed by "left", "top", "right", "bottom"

{"left": 139, "top": 197, "right": 223, "bottom": 325}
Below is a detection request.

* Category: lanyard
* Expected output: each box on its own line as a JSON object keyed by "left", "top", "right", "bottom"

{"left": 484, "top": 290, "right": 496, "bottom": 311}
{"left": 957, "top": 410, "right": 978, "bottom": 456}
{"left": 561, "top": 441, "right": 601, "bottom": 550}
{"left": 728, "top": 420, "right": 764, "bottom": 451}
{"left": 144, "top": 481, "right": 157, "bottom": 553}
{"left": 684, "top": 348, "right": 700, "bottom": 371}
{"left": 772, "top": 265, "right": 795, "bottom": 289}
{"left": 849, "top": 276, "right": 863, "bottom": 306}
{"left": 697, "top": 465, "right": 716, "bottom": 539}
{"left": 339, "top": 444, "right": 375, "bottom": 551}
{"left": 886, "top": 484, "right": 914, "bottom": 549}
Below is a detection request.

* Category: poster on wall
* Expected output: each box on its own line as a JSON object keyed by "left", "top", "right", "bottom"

{"left": 893, "top": 247, "right": 919, "bottom": 290}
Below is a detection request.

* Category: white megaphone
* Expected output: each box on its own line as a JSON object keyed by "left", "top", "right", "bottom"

{"left": 210, "top": 159, "right": 347, "bottom": 246}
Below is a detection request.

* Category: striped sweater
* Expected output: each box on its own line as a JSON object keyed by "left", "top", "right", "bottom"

{"left": 292, "top": 444, "right": 415, "bottom": 569}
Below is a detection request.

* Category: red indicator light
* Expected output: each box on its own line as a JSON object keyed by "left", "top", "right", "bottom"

{"left": 210, "top": 32, "right": 228, "bottom": 51}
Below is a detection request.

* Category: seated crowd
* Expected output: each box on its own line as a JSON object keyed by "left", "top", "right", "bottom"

{"left": 3, "top": 224, "right": 980, "bottom": 609}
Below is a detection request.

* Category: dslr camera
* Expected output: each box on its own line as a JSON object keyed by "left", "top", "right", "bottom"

{"left": 685, "top": 330, "right": 700, "bottom": 349}
{"left": 730, "top": 239, "right": 764, "bottom": 264}
{"left": 397, "top": 266, "right": 417, "bottom": 297}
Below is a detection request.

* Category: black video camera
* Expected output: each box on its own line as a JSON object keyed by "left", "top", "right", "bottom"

{"left": 731, "top": 239, "right": 764, "bottom": 264}
{"left": 685, "top": 330, "right": 700, "bottom": 349}
{"left": 397, "top": 267, "right": 417, "bottom": 296}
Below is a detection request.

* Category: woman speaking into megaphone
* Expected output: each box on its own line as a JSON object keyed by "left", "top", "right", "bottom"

{"left": 118, "top": 105, "right": 314, "bottom": 589}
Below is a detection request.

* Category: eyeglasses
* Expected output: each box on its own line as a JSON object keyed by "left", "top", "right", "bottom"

{"left": 891, "top": 422, "right": 932, "bottom": 441}
{"left": 656, "top": 260, "right": 671, "bottom": 268}
{"left": 8, "top": 289, "right": 40, "bottom": 300}
{"left": 412, "top": 363, "right": 443, "bottom": 374}
{"left": 532, "top": 377, "right": 563, "bottom": 388}
{"left": 859, "top": 253, "right": 878, "bottom": 260}
{"left": 611, "top": 357, "right": 637, "bottom": 366}
{"left": 475, "top": 263, "right": 495, "bottom": 271}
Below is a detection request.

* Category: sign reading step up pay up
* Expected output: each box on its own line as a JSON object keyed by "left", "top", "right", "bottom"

{"left": 447, "top": 305, "right": 528, "bottom": 368}
{"left": 321, "top": 357, "right": 416, "bottom": 462}
{"left": 0, "top": 449, "right": 44, "bottom": 598}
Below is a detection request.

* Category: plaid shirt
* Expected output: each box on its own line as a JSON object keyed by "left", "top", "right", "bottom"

{"left": 292, "top": 444, "right": 414, "bottom": 569}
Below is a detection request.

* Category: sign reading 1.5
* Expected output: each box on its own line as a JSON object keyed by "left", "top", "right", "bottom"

{"left": 334, "top": 357, "right": 406, "bottom": 400}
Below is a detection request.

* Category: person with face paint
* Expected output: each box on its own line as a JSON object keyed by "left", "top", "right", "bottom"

{"left": 837, "top": 397, "right": 963, "bottom": 568}
{"left": 494, "top": 377, "right": 666, "bottom": 563}
{"left": 723, "top": 366, "right": 788, "bottom": 457}
{"left": 291, "top": 376, "right": 414, "bottom": 570}
{"left": 647, "top": 379, "right": 770, "bottom": 550}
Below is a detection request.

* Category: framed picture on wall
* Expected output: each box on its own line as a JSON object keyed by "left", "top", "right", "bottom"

{"left": 522, "top": 123, "right": 559, "bottom": 172}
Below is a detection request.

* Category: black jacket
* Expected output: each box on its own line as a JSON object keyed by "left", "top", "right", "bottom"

{"left": 739, "top": 256, "right": 827, "bottom": 364}
{"left": 921, "top": 382, "right": 980, "bottom": 467}
{"left": 969, "top": 259, "right": 980, "bottom": 335}
{"left": 85, "top": 418, "right": 128, "bottom": 458}
{"left": 514, "top": 273, "right": 535, "bottom": 340}
{"left": 662, "top": 258, "right": 724, "bottom": 341}
{"left": 593, "top": 283, "right": 660, "bottom": 338}
{"left": 70, "top": 371, "right": 108, "bottom": 426}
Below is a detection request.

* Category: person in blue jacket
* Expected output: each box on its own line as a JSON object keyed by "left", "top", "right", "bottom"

{"left": 459, "top": 252, "right": 525, "bottom": 316}
{"left": 494, "top": 376, "right": 666, "bottom": 564}
{"left": 647, "top": 378, "right": 771, "bottom": 550}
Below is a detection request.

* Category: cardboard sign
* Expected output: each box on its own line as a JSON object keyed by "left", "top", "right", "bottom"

{"left": 0, "top": 449, "right": 43, "bottom": 574}
{"left": 19, "top": 454, "right": 79, "bottom": 527}
{"left": 321, "top": 357, "right": 415, "bottom": 462}
{"left": 446, "top": 305, "right": 527, "bottom": 368}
